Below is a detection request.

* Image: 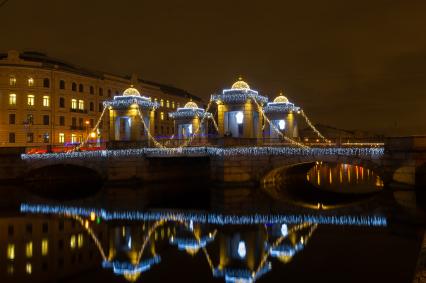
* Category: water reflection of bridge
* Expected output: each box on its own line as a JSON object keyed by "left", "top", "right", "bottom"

{"left": 20, "top": 203, "right": 387, "bottom": 283}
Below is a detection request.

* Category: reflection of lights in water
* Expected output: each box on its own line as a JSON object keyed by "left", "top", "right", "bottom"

{"left": 238, "top": 241, "right": 247, "bottom": 258}
{"left": 339, "top": 167, "right": 343, "bottom": 183}
{"left": 317, "top": 170, "right": 320, "bottom": 186}
{"left": 281, "top": 224, "right": 288, "bottom": 237}
{"left": 329, "top": 169, "right": 332, "bottom": 184}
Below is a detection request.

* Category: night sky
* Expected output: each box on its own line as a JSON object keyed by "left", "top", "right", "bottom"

{"left": 1, "top": 0, "right": 425, "bottom": 135}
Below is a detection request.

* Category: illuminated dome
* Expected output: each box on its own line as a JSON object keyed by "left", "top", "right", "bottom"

{"left": 231, "top": 77, "right": 250, "bottom": 90}
{"left": 184, "top": 101, "right": 198, "bottom": 109}
{"left": 273, "top": 93, "right": 289, "bottom": 103}
{"left": 123, "top": 86, "right": 141, "bottom": 97}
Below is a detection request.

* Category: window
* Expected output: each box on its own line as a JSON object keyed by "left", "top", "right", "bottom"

{"left": 8, "top": 225, "right": 14, "bottom": 236}
{"left": 70, "top": 235, "right": 76, "bottom": 249}
{"left": 78, "top": 100, "right": 84, "bottom": 110}
{"left": 71, "top": 99, "right": 77, "bottom": 109}
{"left": 77, "top": 233, "right": 84, "bottom": 248}
{"left": 41, "top": 239, "right": 48, "bottom": 256}
{"left": 27, "top": 94, "right": 35, "bottom": 106}
{"left": 160, "top": 112, "right": 164, "bottom": 120}
{"left": 9, "top": 133, "right": 15, "bottom": 143}
{"left": 78, "top": 83, "right": 83, "bottom": 92}
{"left": 59, "top": 133, "right": 65, "bottom": 143}
{"left": 9, "top": 94, "right": 16, "bottom": 105}
{"left": 27, "top": 133, "right": 34, "bottom": 143}
{"left": 79, "top": 118, "right": 83, "bottom": 127}
{"left": 108, "top": 89, "right": 111, "bottom": 97}
{"left": 89, "top": 102, "right": 94, "bottom": 111}
{"left": 72, "top": 117, "right": 76, "bottom": 127}
{"left": 59, "top": 97, "right": 65, "bottom": 108}
{"left": 25, "top": 241, "right": 33, "bottom": 258}
{"left": 26, "top": 114, "right": 33, "bottom": 125}
{"left": 98, "top": 103, "right": 103, "bottom": 112}
{"left": 72, "top": 82, "right": 77, "bottom": 91}
{"left": 172, "top": 101, "right": 175, "bottom": 109}
{"left": 9, "top": 76, "right": 16, "bottom": 86}
{"left": 59, "top": 116, "right": 65, "bottom": 126}
{"left": 99, "top": 87, "right": 103, "bottom": 96}
{"left": 28, "top": 77, "right": 34, "bottom": 87}
{"left": 166, "top": 100, "right": 170, "bottom": 108}
{"left": 59, "top": 80, "right": 65, "bottom": 89}
{"left": 90, "top": 86, "right": 94, "bottom": 94}
{"left": 71, "top": 134, "right": 77, "bottom": 143}
{"left": 43, "top": 96, "right": 50, "bottom": 107}
{"left": 9, "top": 114, "right": 15, "bottom": 125}
{"left": 7, "top": 244, "right": 15, "bottom": 259}
{"left": 90, "top": 119, "right": 94, "bottom": 128}
{"left": 43, "top": 133, "right": 50, "bottom": 143}
{"left": 43, "top": 78, "right": 50, "bottom": 88}
{"left": 43, "top": 115, "right": 50, "bottom": 125}
{"left": 25, "top": 263, "right": 32, "bottom": 274}
{"left": 42, "top": 223, "right": 48, "bottom": 233}
{"left": 160, "top": 99, "right": 164, "bottom": 107}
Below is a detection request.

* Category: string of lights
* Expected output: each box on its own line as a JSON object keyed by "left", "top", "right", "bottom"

{"left": 300, "top": 110, "right": 329, "bottom": 142}
{"left": 20, "top": 203, "right": 388, "bottom": 227}
{"left": 75, "top": 106, "right": 108, "bottom": 151}
{"left": 136, "top": 106, "right": 166, "bottom": 148}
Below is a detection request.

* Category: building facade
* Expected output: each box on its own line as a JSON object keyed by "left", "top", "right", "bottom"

{"left": 0, "top": 50, "right": 202, "bottom": 148}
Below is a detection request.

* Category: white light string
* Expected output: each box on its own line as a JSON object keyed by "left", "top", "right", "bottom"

{"left": 300, "top": 110, "right": 329, "bottom": 142}
{"left": 75, "top": 106, "right": 108, "bottom": 151}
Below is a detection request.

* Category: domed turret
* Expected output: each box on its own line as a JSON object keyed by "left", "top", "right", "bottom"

{"left": 184, "top": 101, "right": 198, "bottom": 109}
{"left": 273, "top": 92, "right": 289, "bottom": 103}
{"left": 122, "top": 86, "right": 141, "bottom": 97}
{"left": 231, "top": 77, "right": 250, "bottom": 90}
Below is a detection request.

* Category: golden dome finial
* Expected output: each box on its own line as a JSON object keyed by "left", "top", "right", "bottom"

{"left": 231, "top": 76, "right": 250, "bottom": 90}
{"left": 273, "top": 90, "right": 289, "bottom": 103}
{"left": 123, "top": 86, "right": 141, "bottom": 97}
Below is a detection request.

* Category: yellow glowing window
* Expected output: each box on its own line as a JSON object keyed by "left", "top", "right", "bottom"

{"left": 160, "top": 99, "right": 164, "bottom": 107}
{"left": 70, "top": 235, "right": 76, "bottom": 249}
{"left": 160, "top": 112, "right": 164, "bottom": 120}
{"left": 25, "top": 263, "right": 32, "bottom": 274}
{"left": 43, "top": 96, "right": 50, "bottom": 107}
{"left": 27, "top": 95, "right": 35, "bottom": 106}
{"left": 10, "top": 76, "right": 16, "bottom": 86}
{"left": 41, "top": 239, "right": 48, "bottom": 256}
{"left": 7, "top": 244, "right": 15, "bottom": 260}
{"left": 166, "top": 100, "right": 170, "bottom": 108}
{"left": 9, "top": 94, "right": 16, "bottom": 105}
{"left": 77, "top": 233, "right": 84, "bottom": 248}
{"left": 78, "top": 100, "right": 84, "bottom": 110}
{"left": 172, "top": 101, "right": 175, "bottom": 109}
{"left": 71, "top": 99, "right": 77, "bottom": 109}
{"left": 28, "top": 77, "right": 34, "bottom": 87}
{"left": 6, "top": 264, "right": 14, "bottom": 275}
{"left": 59, "top": 133, "right": 65, "bottom": 144}
{"left": 71, "top": 134, "right": 77, "bottom": 143}
{"left": 25, "top": 241, "right": 33, "bottom": 258}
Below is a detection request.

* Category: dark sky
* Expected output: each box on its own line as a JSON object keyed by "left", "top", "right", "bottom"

{"left": 1, "top": 0, "right": 425, "bottom": 135}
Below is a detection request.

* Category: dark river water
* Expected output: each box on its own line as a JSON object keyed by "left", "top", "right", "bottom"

{"left": 0, "top": 162, "right": 425, "bottom": 283}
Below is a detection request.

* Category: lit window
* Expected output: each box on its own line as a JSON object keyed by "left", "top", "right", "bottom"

{"left": 25, "top": 263, "right": 32, "bottom": 274}
{"left": 172, "top": 101, "right": 175, "bottom": 109}
{"left": 10, "top": 76, "right": 16, "bottom": 86}
{"left": 70, "top": 235, "right": 76, "bottom": 249}
{"left": 77, "top": 233, "right": 84, "bottom": 248}
{"left": 9, "top": 94, "right": 16, "bottom": 105}
{"left": 160, "top": 112, "right": 164, "bottom": 120}
{"left": 27, "top": 95, "right": 35, "bottom": 106}
{"left": 71, "top": 99, "right": 77, "bottom": 109}
{"left": 59, "top": 133, "right": 65, "bottom": 144}
{"left": 7, "top": 244, "right": 15, "bottom": 260}
{"left": 78, "top": 100, "right": 84, "bottom": 110}
{"left": 28, "top": 77, "right": 34, "bottom": 87}
{"left": 166, "top": 100, "right": 170, "bottom": 108}
{"left": 25, "top": 241, "right": 33, "bottom": 258}
{"left": 43, "top": 96, "right": 50, "bottom": 107}
{"left": 6, "top": 264, "right": 13, "bottom": 275}
{"left": 71, "top": 134, "right": 77, "bottom": 143}
{"left": 41, "top": 239, "right": 48, "bottom": 256}
{"left": 160, "top": 99, "right": 164, "bottom": 107}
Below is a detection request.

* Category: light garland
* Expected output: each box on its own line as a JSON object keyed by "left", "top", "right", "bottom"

{"left": 211, "top": 88, "right": 268, "bottom": 105}
{"left": 102, "top": 256, "right": 161, "bottom": 276}
{"left": 20, "top": 203, "right": 388, "bottom": 227}
{"left": 103, "top": 95, "right": 159, "bottom": 110}
{"left": 169, "top": 108, "right": 213, "bottom": 119}
{"left": 263, "top": 102, "right": 300, "bottom": 114}
{"left": 300, "top": 110, "right": 329, "bottom": 142}
{"left": 75, "top": 106, "right": 108, "bottom": 151}
{"left": 136, "top": 106, "right": 165, "bottom": 149}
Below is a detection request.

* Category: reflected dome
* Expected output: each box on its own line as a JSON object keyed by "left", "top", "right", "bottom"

{"left": 184, "top": 101, "right": 198, "bottom": 109}
{"left": 123, "top": 86, "right": 141, "bottom": 97}
{"left": 231, "top": 77, "right": 250, "bottom": 90}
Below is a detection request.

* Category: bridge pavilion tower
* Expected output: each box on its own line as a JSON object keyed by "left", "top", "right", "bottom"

{"left": 263, "top": 92, "right": 300, "bottom": 140}
{"left": 103, "top": 86, "right": 159, "bottom": 146}
{"left": 211, "top": 78, "right": 268, "bottom": 141}
{"left": 168, "top": 100, "right": 212, "bottom": 142}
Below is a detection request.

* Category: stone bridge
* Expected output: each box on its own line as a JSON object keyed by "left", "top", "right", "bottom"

{"left": 9, "top": 136, "right": 426, "bottom": 188}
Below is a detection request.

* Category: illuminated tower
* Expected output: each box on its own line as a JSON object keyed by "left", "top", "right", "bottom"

{"left": 169, "top": 101, "right": 211, "bottom": 142}
{"left": 103, "top": 86, "right": 158, "bottom": 147}
{"left": 211, "top": 78, "right": 267, "bottom": 141}
{"left": 263, "top": 92, "right": 300, "bottom": 140}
